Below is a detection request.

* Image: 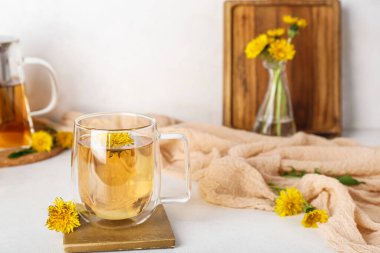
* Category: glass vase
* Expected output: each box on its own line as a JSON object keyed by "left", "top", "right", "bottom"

{"left": 253, "top": 61, "right": 296, "bottom": 136}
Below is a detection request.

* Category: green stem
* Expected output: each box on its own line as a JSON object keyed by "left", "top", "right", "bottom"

{"left": 275, "top": 75, "right": 283, "bottom": 136}
{"left": 262, "top": 67, "right": 282, "bottom": 134}
{"left": 282, "top": 85, "right": 288, "bottom": 118}
{"left": 304, "top": 202, "right": 316, "bottom": 213}
{"left": 273, "top": 67, "right": 283, "bottom": 136}
{"left": 261, "top": 74, "right": 277, "bottom": 133}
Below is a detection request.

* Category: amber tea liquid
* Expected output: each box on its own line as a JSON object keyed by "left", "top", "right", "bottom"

{"left": 78, "top": 135, "right": 154, "bottom": 220}
{"left": 0, "top": 83, "right": 33, "bottom": 149}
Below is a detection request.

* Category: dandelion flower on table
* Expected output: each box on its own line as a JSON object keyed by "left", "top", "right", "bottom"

{"left": 31, "top": 131, "right": 53, "bottom": 152}
{"left": 275, "top": 187, "right": 305, "bottom": 217}
{"left": 56, "top": 131, "right": 73, "bottom": 149}
{"left": 302, "top": 209, "right": 329, "bottom": 228}
{"left": 245, "top": 34, "right": 269, "bottom": 59}
{"left": 268, "top": 39, "right": 296, "bottom": 61}
{"left": 46, "top": 197, "right": 80, "bottom": 234}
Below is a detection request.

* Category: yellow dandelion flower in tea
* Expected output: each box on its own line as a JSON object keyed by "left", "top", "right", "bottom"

{"left": 267, "top": 28, "right": 285, "bottom": 37}
{"left": 56, "top": 131, "right": 73, "bottom": 149}
{"left": 268, "top": 39, "right": 296, "bottom": 61}
{"left": 46, "top": 197, "right": 80, "bottom": 234}
{"left": 245, "top": 34, "right": 269, "bottom": 59}
{"left": 275, "top": 187, "right": 305, "bottom": 217}
{"left": 283, "top": 15, "right": 299, "bottom": 25}
{"left": 297, "top": 18, "right": 308, "bottom": 28}
{"left": 302, "top": 209, "right": 329, "bottom": 228}
{"left": 108, "top": 132, "right": 135, "bottom": 147}
{"left": 31, "top": 131, "right": 53, "bottom": 152}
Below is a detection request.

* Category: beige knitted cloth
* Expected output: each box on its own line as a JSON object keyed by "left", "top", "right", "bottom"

{"left": 159, "top": 122, "right": 380, "bottom": 253}
{"left": 59, "top": 112, "right": 380, "bottom": 253}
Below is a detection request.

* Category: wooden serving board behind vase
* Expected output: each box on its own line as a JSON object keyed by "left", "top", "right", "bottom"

{"left": 223, "top": 0, "right": 341, "bottom": 137}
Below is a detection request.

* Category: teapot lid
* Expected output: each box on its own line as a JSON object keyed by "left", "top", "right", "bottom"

{"left": 0, "top": 36, "right": 19, "bottom": 46}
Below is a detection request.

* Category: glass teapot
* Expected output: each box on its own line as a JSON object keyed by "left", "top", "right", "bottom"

{"left": 0, "top": 36, "right": 58, "bottom": 150}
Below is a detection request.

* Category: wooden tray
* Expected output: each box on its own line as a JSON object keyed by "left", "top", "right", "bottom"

{"left": 0, "top": 119, "right": 65, "bottom": 168}
{"left": 64, "top": 205, "right": 175, "bottom": 252}
{"left": 223, "top": 0, "right": 341, "bottom": 137}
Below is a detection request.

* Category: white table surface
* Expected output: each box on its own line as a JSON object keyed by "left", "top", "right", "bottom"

{"left": 1, "top": 130, "right": 378, "bottom": 253}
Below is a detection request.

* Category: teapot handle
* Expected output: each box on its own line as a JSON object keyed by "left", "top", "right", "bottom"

{"left": 24, "top": 57, "right": 58, "bottom": 116}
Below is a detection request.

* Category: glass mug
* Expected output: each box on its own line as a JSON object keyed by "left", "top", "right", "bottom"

{"left": 71, "top": 112, "right": 191, "bottom": 227}
{"left": 0, "top": 36, "right": 58, "bottom": 150}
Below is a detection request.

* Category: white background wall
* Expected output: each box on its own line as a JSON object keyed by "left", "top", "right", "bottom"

{"left": 0, "top": 0, "right": 379, "bottom": 130}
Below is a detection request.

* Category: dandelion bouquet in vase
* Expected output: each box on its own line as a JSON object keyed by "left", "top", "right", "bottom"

{"left": 245, "top": 15, "right": 307, "bottom": 136}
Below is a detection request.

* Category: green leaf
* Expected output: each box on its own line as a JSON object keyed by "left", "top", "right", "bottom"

{"left": 337, "top": 175, "right": 365, "bottom": 186}
{"left": 288, "top": 25, "right": 299, "bottom": 38}
{"left": 290, "top": 24, "right": 299, "bottom": 31}
{"left": 281, "top": 167, "right": 306, "bottom": 178}
{"left": 8, "top": 148, "right": 36, "bottom": 159}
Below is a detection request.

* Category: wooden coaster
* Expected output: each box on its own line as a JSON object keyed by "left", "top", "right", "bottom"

{"left": 0, "top": 118, "right": 65, "bottom": 168}
{"left": 63, "top": 205, "right": 175, "bottom": 253}
{"left": 0, "top": 146, "right": 65, "bottom": 168}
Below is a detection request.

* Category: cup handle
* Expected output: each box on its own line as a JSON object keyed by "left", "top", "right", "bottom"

{"left": 159, "top": 133, "right": 191, "bottom": 204}
{"left": 24, "top": 57, "right": 58, "bottom": 116}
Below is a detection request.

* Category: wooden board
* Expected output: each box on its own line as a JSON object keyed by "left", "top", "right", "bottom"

{"left": 0, "top": 146, "right": 64, "bottom": 167}
{"left": 0, "top": 119, "right": 65, "bottom": 168}
{"left": 64, "top": 205, "right": 175, "bottom": 253}
{"left": 223, "top": 0, "right": 341, "bottom": 137}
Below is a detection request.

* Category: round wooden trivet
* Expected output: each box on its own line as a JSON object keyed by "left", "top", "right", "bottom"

{"left": 0, "top": 119, "right": 66, "bottom": 168}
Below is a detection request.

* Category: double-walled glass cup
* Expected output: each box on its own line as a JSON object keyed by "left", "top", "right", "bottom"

{"left": 71, "top": 112, "right": 191, "bottom": 227}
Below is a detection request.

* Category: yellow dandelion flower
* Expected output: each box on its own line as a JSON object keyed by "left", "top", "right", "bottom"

{"left": 283, "top": 15, "right": 299, "bottom": 25}
{"left": 46, "top": 197, "right": 80, "bottom": 234}
{"left": 32, "top": 131, "right": 53, "bottom": 152}
{"left": 275, "top": 187, "right": 305, "bottom": 217}
{"left": 297, "top": 18, "right": 308, "bottom": 28}
{"left": 302, "top": 209, "right": 329, "bottom": 228}
{"left": 56, "top": 131, "right": 73, "bottom": 149}
{"left": 108, "top": 132, "right": 135, "bottom": 147}
{"left": 268, "top": 39, "right": 296, "bottom": 61}
{"left": 267, "top": 28, "right": 285, "bottom": 37}
{"left": 245, "top": 34, "right": 269, "bottom": 59}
